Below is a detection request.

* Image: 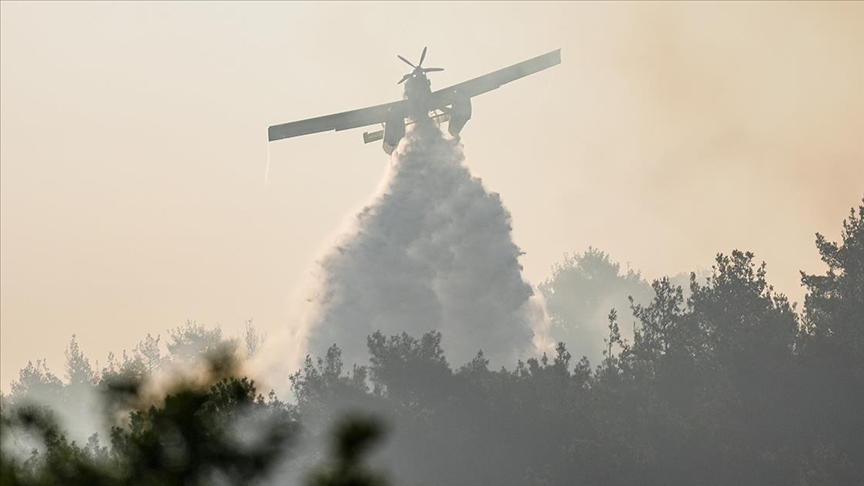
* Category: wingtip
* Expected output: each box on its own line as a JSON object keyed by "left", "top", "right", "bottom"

{"left": 267, "top": 126, "right": 279, "bottom": 142}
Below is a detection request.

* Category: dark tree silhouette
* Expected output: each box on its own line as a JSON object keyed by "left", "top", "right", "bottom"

{"left": 4, "top": 199, "right": 863, "bottom": 485}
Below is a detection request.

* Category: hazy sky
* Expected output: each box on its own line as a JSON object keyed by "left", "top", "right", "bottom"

{"left": 2, "top": 2, "right": 862, "bottom": 388}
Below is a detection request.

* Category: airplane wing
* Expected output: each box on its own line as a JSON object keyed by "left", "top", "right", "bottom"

{"left": 269, "top": 49, "right": 560, "bottom": 143}
{"left": 268, "top": 99, "right": 404, "bottom": 142}
{"left": 429, "top": 49, "right": 561, "bottom": 108}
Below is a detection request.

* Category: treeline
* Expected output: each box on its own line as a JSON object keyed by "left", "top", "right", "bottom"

{"left": 0, "top": 322, "right": 387, "bottom": 486}
{"left": 2, "top": 201, "right": 862, "bottom": 485}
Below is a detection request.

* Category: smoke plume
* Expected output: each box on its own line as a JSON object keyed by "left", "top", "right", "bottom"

{"left": 304, "top": 119, "right": 545, "bottom": 368}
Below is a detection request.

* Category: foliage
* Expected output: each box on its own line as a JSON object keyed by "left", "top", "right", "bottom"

{"left": 166, "top": 320, "right": 234, "bottom": 366}
{"left": 306, "top": 414, "right": 390, "bottom": 486}
{"left": 1, "top": 335, "right": 381, "bottom": 485}
{"left": 3, "top": 199, "right": 863, "bottom": 485}
{"left": 539, "top": 247, "right": 653, "bottom": 363}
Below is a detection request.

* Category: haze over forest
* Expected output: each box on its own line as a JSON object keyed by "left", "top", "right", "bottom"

{"left": 2, "top": 1, "right": 862, "bottom": 388}
{"left": 1, "top": 2, "right": 863, "bottom": 485}
{"left": 4, "top": 120, "right": 863, "bottom": 484}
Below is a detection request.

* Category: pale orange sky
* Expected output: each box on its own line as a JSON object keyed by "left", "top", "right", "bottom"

{"left": 2, "top": 2, "right": 862, "bottom": 389}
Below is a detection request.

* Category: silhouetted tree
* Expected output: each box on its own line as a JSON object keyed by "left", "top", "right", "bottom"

{"left": 64, "top": 335, "right": 95, "bottom": 388}
{"left": 306, "top": 414, "right": 390, "bottom": 486}
{"left": 8, "top": 360, "right": 63, "bottom": 408}
{"left": 539, "top": 247, "right": 653, "bottom": 364}
{"left": 797, "top": 200, "right": 864, "bottom": 483}
{"left": 243, "top": 320, "right": 264, "bottom": 358}
{"left": 134, "top": 334, "right": 162, "bottom": 374}
{"left": 166, "top": 320, "right": 232, "bottom": 365}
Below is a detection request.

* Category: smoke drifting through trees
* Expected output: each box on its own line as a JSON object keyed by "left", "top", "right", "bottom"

{"left": 539, "top": 248, "right": 654, "bottom": 364}
{"left": 3, "top": 200, "right": 862, "bottom": 485}
{"left": 305, "top": 119, "right": 541, "bottom": 368}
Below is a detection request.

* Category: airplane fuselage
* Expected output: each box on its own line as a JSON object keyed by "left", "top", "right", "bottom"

{"left": 382, "top": 71, "right": 436, "bottom": 154}
{"left": 381, "top": 70, "right": 471, "bottom": 154}
{"left": 402, "top": 70, "right": 434, "bottom": 120}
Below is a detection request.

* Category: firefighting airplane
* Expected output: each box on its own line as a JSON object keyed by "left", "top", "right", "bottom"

{"left": 268, "top": 47, "right": 561, "bottom": 154}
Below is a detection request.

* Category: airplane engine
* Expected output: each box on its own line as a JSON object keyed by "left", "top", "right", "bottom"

{"left": 383, "top": 105, "right": 405, "bottom": 155}
{"left": 448, "top": 94, "right": 472, "bottom": 137}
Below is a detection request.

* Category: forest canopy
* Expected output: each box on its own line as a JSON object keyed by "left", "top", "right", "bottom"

{"left": 2, "top": 200, "right": 862, "bottom": 486}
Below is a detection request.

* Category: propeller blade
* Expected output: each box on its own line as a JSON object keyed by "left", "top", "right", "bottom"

{"left": 419, "top": 46, "right": 427, "bottom": 67}
{"left": 397, "top": 73, "right": 412, "bottom": 84}
{"left": 423, "top": 67, "right": 444, "bottom": 72}
{"left": 397, "top": 55, "right": 416, "bottom": 68}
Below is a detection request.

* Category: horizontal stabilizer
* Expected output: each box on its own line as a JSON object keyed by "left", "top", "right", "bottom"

{"left": 363, "top": 130, "right": 384, "bottom": 144}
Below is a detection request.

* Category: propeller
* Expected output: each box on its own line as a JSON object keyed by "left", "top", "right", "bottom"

{"left": 397, "top": 55, "right": 416, "bottom": 69}
{"left": 396, "top": 46, "right": 444, "bottom": 84}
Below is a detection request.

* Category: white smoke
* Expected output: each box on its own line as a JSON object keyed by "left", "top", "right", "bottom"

{"left": 299, "top": 118, "right": 547, "bottom": 369}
